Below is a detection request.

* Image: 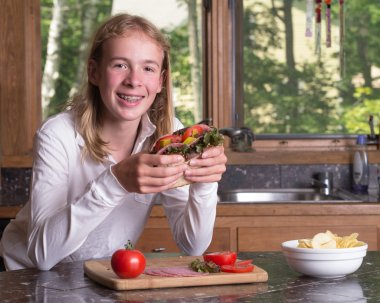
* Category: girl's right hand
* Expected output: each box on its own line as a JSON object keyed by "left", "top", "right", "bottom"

{"left": 111, "top": 153, "right": 188, "bottom": 193}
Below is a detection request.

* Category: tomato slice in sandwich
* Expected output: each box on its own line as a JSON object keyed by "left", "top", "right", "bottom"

{"left": 154, "top": 134, "right": 182, "bottom": 151}
{"left": 203, "top": 251, "right": 237, "bottom": 266}
{"left": 182, "top": 125, "right": 205, "bottom": 141}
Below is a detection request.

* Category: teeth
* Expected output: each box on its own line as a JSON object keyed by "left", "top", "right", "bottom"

{"left": 118, "top": 94, "right": 140, "bottom": 102}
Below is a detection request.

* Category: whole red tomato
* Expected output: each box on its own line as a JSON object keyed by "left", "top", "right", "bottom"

{"left": 203, "top": 251, "right": 237, "bottom": 266}
{"left": 111, "top": 241, "right": 146, "bottom": 279}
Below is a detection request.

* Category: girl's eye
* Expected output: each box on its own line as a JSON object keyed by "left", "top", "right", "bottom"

{"left": 114, "top": 63, "right": 128, "bottom": 69}
{"left": 144, "top": 66, "right": 155, "bottom": 73}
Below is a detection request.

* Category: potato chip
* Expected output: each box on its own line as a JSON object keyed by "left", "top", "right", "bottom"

{"left": 311, "top": 232, "right": 337, "bottom": 249}
{"left": 336, "top": 232, "right": 364, "bottom": 248}
{"left": 298, "top": 239, "right": 312, "bottom": 248}
{"left": 325, "top": 230, "right": 337, "bottom": 239}
{"left": 297, "top": 230, "right": 365, "bottom": 249}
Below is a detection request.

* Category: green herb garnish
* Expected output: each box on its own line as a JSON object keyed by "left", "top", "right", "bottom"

{"left": 189, "top": 258, "right": 221, "bottom": 273}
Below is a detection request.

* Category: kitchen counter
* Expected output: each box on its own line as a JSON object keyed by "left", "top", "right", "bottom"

{"left": 0, "top": 251, "right": 379, "bottom": 302}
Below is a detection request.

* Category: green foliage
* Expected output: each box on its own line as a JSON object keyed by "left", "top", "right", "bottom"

{"left": 40, "top": 0, "right": 53, "bottom": 70}
{"left": 163, "top": 22, "right": 196, "bottom": 126}
{"left": 243, "top": 0, "right": 380, "bottom": 135}
{"left": 175, "top": 106, "right": 195, "bottom": 127}
{"left": 41, "top": 0, "right": 112, "bottom": 116}
{"left": 41, "top": 1, "right": 380, "bottom": 135}
{"left": 335, "top": 1, "right": 380, "bottom": 105}
{"left": 343, "top": 87, "right": 380, "bottom": 134}
{"left": 41, "top": 0, "right": 196, "bottom": 125}
{"left": 162, "top": 24, "right": 192, "bottom": 96}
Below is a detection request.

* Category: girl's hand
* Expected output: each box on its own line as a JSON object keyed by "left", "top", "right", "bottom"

{"left": 184, "top": 146, "right": 227, "bottom": 184}
{"left": 111, "top": 153, "right": 188, "bottom": 194}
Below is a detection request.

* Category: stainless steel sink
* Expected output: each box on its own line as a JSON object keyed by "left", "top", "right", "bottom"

{"left": 217, "top": 188, "right": 363, "bottom": 203}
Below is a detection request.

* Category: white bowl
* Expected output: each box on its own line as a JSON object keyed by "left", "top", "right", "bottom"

{"left": 282, "top": 240, "right": 368, "bottom": 278}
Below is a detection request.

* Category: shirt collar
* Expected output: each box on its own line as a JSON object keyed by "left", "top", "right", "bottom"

{"left": 75, "top": 128, "right": 85, "bottom": 148}
{"left": 74, "top": 113, "right": 157, "bottom": 154}
{"left": 132, "top": 113, "right": 156, "bottom": 154}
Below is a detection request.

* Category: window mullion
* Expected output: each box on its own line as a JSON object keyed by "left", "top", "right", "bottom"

{"left": 203, "top": 0, "right": 235, "bottom": 128}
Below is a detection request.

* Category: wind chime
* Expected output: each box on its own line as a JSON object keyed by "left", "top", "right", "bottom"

{"left": 305, "top": 0, "right": 345, "bottom": 77}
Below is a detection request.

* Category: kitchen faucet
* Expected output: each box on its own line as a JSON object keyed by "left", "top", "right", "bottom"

{"left": 367, "top": 115, "right": 378, "bottom": 145}
{"left": 311, "top": 172, "right": 333, "bottom": 196}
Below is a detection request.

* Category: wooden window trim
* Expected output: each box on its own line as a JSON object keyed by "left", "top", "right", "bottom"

{"left": 0, "top": 0, "right": 41, "bottom": 168}
{"left": 202, "top": 0, "right": 234, "bottom": 128}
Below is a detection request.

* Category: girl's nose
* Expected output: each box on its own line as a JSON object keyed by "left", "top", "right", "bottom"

{"left": 123, "top": 69, "right": 142, "bottom": 87}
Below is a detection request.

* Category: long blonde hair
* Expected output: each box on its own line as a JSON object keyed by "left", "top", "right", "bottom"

{"left": 68, "top": 13, "right": 174, "bottom": 162}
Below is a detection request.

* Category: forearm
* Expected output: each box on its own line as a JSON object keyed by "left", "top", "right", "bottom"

{"left": 27, "top": 168, "right": 126, "bottom": 270}
{"left": 164, "top": 182, "right": 218, "bottom": 256}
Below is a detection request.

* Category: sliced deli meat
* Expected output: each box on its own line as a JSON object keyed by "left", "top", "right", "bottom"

{"left": 144, "top": 266, "right": 208, "bottom": 277}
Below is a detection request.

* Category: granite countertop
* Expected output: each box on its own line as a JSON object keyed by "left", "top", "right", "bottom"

{"left": 0, "top": 251, "right": 379, "bottom": 302}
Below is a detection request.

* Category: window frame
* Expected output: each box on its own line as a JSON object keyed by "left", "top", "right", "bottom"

{"left": 203, "top": 0, "right": 375, "bottom": 161}
{"left": 0, "top": 0, "right": 373, "bottom": 168}
{"left": 0, "top": 0, "right": 41, "bottom": 168}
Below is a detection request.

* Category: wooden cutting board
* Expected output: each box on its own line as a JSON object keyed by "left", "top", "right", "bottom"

{"left": 84, "top": 256, "right": 268, "bottom": 291}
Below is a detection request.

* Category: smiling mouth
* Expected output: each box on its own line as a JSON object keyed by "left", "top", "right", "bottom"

{"left": 117, "top": 93, "right": 142, "bottom": 103}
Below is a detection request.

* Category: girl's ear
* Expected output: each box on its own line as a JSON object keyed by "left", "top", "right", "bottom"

{"left": 88, "top": 59, "right": 99, "bottom": 86}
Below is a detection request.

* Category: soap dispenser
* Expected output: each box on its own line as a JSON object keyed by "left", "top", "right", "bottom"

{"left": 352, "top": 135, "right": 369, "bottom": 194}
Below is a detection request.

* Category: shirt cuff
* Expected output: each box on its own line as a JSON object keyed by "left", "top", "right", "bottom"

{"left": 91, "top": 166, "right": 128, "bottom": 207}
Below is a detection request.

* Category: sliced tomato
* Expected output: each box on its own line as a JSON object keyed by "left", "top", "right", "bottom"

{"left": 203, "top": 251, "right": 237, "bottom": 266}
{"left": 221, "top": 263, "right": 254, "bottom": 273}
{"left": 182, "top": 125, "right": 205, "bottom": 142}
{"left": 236, "top": 259, "right": 253, "bottom": 266}
{"left": 154, "top": 134, "right": 182, "bottom": 151}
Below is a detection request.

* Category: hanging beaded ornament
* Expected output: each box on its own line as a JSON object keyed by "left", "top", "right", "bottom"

{"left": 325, "top": 0, "right": 331, "bottom": 47}
{"left": 315, "top": 0, "right": 322, "bottom": 57}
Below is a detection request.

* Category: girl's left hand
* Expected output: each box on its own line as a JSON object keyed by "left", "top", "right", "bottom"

{"left": 183, "top": 145, "right": 227, "bottom": 184}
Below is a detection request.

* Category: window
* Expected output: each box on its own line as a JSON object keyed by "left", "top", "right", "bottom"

{"left": 3, "top": 0, "right": 378, "bottom": 168}
{"left": 40, "top": 0, "right": 112, "bottom": 117}
{"left": 40, "top": 0, "right": 203, "bottom": 126}
{"left": 240, "top": 0, "right": 380, "bottom": 136}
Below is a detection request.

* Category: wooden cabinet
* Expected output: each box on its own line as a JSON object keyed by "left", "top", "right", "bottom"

{"left": 136, "top": 227, "right": 231, "bottom": 253}
{"left": 136, "top": 203, "right": 380, "bottom": 253}
{"left": 135, "top": 217, "right": 231, "bottom": 253}
{"left": 237, "top": 226, "right": 378, "bottom": 251}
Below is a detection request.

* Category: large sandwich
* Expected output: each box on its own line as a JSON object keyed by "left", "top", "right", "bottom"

{"left": 150, "top": 124, "right": 224, "bottom": 188}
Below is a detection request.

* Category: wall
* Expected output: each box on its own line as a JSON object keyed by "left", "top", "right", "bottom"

{"left": 219, "top": 164, "right": 353, "bottom": 191}
{"left": 0, "top": 164, "right": 358, "bottom": 198}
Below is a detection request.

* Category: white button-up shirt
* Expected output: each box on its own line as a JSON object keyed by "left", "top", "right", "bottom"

{"left": 0, "top": 111, "right": 217, "bottom": 270}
